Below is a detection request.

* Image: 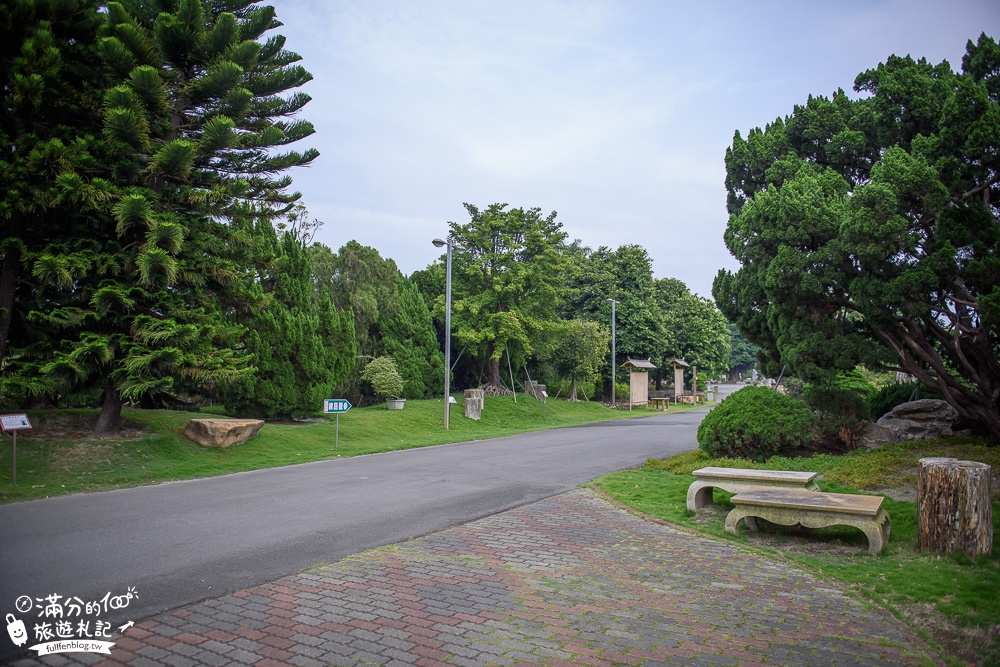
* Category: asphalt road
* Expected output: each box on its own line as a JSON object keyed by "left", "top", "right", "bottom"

{"left": 0, "top": 388, "right": 734, "bottom": 660}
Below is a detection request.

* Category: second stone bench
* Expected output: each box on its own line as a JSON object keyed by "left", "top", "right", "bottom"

{"left": 686, "top": 466, "right": 820, "bottom": 511}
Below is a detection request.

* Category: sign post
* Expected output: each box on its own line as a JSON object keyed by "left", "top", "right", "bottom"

{"left": 323, "top": 399, "right": 352, "bottom": 447}
{"left": 1, "top": 414, "right": 32, "bottom": 486}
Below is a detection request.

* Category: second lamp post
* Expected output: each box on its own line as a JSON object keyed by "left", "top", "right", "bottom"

{"left": 433, "top": 237, "right": 464, "bottom": 429}
{"left": 607, "top": 298, "right": 618, "bottom": 407}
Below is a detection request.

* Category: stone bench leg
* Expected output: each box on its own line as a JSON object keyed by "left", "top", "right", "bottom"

{"left": 724, "top": 507, "right": 760, "bottom": 534}
{"left": 854, "top": 510, "right": 891, "bottom": 554}
{"left": 686, "top": 482, "right": 714, "bottom": 511}
{"left": 725, "top": 507, "right": 890, "bottom": 554}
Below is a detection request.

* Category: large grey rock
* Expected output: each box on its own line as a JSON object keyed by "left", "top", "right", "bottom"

{"left": 184, "top": 418, "right": 264, "bottom": 447}
{"left": 855, "top": 420, "right": 898, "bottom": 449}
{"left": 876, "top": 399, "right": 960, "bottom": 441}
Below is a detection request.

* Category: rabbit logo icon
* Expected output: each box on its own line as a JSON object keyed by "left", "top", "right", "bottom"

{"left": 6, "top": 614, "right": 28, "bottom": 647}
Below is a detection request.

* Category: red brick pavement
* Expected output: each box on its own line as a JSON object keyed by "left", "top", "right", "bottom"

{"left": 7, "top": 489, "right": 938, "bottom": 667}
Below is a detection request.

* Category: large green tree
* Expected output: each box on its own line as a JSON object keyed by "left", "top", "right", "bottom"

{"left": 536, "top": 319, "right": 610, "bottom": 401}
{"left": 654, "top": 278, "right": 730, "bottom": 379}
{"left": 221, "top": 227, "right": 354, "bottom": 419}
{"left": 562, "top": 244, "right": 667, "bottom": 389}
{"left": 0, "top": 0, "right": 104, "bottom": 376}
{"left": 715, "top": 34, "right": 1000, "bottom": 438}
{"left": 448, "top": 203, "right": 568, "bottom": 394}
{"left": 15, "top": 0, "right": 320, "bottom": 432}
{"left": 378, "top": 276, "right": 443, "bottom": 399}
{"left": 726, "top": 321, "right": 759, "bottom": 380}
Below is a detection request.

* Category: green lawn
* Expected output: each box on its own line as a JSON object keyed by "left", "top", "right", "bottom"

{"left": 0, "top": 395, "right": 708, "bottom": 503}
{"left": 592, "top": 439, "right": 1000, "bottom": 667}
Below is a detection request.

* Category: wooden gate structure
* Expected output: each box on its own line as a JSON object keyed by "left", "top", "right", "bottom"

{"left": 622, "top": 358, "right": 656, "bottom": 410}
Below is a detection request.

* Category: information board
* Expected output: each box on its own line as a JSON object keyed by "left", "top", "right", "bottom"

{"left": 0, "top": 414, "right": 31, "bottom": 431}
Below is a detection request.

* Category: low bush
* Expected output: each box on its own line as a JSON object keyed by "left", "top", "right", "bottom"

{"left": 697, "top": 386, "right": 816, "bottom": 459}
{"left": 361, "top": 356, "right": 404, "bottom": 400}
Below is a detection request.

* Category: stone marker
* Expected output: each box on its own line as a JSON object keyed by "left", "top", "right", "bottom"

{"left": 464, "top": 389, "right": 484, "bottom": 420}
{"left": 184, "top": 418, "right": 264, "bottom": 448}
{"left": 464, "top": 389, "right": 483, "bottom": 421}
{"left": 917, "top": 457, "right": 993, "bottom": 558}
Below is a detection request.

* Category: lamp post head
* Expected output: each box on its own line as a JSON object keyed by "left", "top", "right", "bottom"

{"left": 452, "top": 242, "right": 466, "bottom": 253}
{"left": 432, "top": 238, "right": 446, "bottom": 248}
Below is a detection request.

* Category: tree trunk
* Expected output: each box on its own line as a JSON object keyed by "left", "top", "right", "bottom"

{"left": 569, "top": 378, "right": 578, "bottom": 402}
{"left": 483, "top": 356, "right": 512, "bottom": 396}
{"left": 0, "top": 246, "right": 20, "bottom": 366}
{"left": 917, "top": 457, "right": 993, "bottom": 558}
{"left": 94, "top": 384, "right": 124, "bottom": 436}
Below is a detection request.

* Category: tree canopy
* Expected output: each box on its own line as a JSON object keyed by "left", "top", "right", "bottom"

{"left": 447, "top": 203, "right": 569, "bottom": 394}
{"left": 715, "top": 34, "right": 1000, "bottom": 438}
{"left": 1, "top": 0, "right": 321, "bottom": 432}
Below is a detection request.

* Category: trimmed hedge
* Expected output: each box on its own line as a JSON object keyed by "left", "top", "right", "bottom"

{"left": 697, "top": 386, "right": 816, "bottom": 459}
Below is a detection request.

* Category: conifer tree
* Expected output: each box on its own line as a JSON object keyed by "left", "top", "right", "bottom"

{"left": 0, "top": 0, "right": 105, "bottom": 385}
{"left": 221, "top": 228, "right": 354, "bottom": 420}
{"left": 379, "top": 276, "right": 443, "bottom": 399}
{"left": 19, "top": 0, "right": 320, "bottom": 432}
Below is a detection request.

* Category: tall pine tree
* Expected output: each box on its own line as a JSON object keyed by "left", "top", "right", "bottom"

{"left": 222, "top": 227, "right": 354, "bottom": 419}
{"left": 21, "top": 0, "right": 320, "bottom": 432}
{"left": 378, "top": 276, "right": 443, "bottom": 399}
{"left": 0, "top": 0, "right": 106, "bottom": 395}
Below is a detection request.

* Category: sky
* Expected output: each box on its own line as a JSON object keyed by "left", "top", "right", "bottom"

{"left": 275, "top": 0, "right": 1000, "bottom": 299}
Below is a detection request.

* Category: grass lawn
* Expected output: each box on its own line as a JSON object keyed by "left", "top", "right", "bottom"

{"left": 0, "top": 395, "right": 708, "bottom": 504}
{"left": 592, "top": 438, "right": 1000, "bottom": 667}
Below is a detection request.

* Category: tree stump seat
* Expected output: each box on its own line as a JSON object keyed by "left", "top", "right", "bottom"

{"left": 686, "top": 467, "right": 820, "bottom": 511}
{"left": 724, "top": 488, "right": 891, "bottom": 554}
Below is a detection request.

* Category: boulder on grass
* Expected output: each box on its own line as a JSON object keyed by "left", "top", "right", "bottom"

{"left": 184, "top": 418, "right": 264, "bottom": 448}
{"left": 855, "top": 420, "right": 898, "bottom": 449}
{"left": 876, "top": 399, "right": 960, "bottom": 442}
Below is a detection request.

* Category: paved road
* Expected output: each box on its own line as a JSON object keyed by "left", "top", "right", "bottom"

{"left": 0, "top": 389, "right": 734, "bottom": 662}
{"left": 7, "top": 488, "right": 934, "bottom": 667}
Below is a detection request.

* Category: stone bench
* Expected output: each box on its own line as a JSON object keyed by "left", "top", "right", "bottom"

{"left": 724, "top": 489, "right": 892, "bottom": 554}
{"left": 686, "top": 467, "right": 820, "bottom": 511}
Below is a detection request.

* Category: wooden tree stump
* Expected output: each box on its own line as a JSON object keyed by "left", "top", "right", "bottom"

{"left": 464, "top": 389, "right": 484, "bottom": 420}
{"left": 917, "top": 457, "right": 993, "bottom": 558}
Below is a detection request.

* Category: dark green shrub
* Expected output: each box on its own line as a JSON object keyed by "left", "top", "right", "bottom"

{"left": 802, "top": 370, "right": 878, "bottom": 436}
{"left": 865, "top": 382, "right": 943, "bottom": 421}
{"left": 697, "top": 386, "right": 816, "bottom": 459}
{"left": 781, "top": 376, "right": 805, "bottom": 398}
{"left": 804, "top": 386, "right": 869, "bottom": 424}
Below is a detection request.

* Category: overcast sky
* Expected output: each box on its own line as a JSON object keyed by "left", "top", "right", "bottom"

{"left": 275, "top": 1, "right": 999, "bottom": 298}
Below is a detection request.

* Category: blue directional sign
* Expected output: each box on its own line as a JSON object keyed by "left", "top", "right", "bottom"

{"left": 324, "top": 399, "right": 352, "bottom": 414}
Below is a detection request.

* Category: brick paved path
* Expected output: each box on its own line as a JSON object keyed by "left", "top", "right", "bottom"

{"left": 10, "top": 489, "right": 935, "bottom": 667}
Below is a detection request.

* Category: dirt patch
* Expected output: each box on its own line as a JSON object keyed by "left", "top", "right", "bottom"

{"left": 895, "top": 600, "right": 999, "bottom": 666}
{"left": 871, "top": 484, "right": 918, "bottom": 502}
{"left": 48, "top": 442, "right": 116, "bottom": 471}
{"left": 20, "top": 412, "right": 148, "bottom": 441}
{"left": 739, "top": 527, "right": 871, "bottom": 557}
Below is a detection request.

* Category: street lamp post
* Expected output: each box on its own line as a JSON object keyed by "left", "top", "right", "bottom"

{"left": 433, "top": 238, "right": 464, "bottom": 429}
{"left": 607, "top": 298, "right": 618, "bottom": 407}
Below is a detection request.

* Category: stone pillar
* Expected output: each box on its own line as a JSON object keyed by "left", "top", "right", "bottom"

{"left": 464, "top": 389, "right": 484, "bottom": 420}
{"left": 918, "top": 457, "right": 992, "bottom": 558}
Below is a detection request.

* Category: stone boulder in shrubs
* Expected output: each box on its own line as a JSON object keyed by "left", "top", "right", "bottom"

{"left": 697, "top": 386, "right": 816, "bottom": 459}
